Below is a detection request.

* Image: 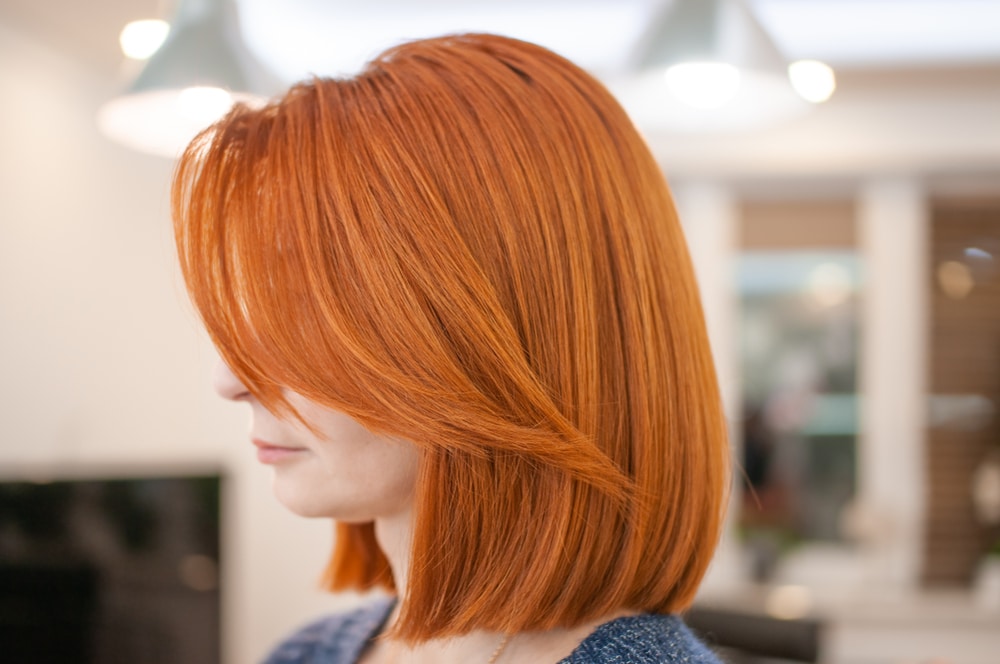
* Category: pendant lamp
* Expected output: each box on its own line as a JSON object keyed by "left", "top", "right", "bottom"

{"left": 616, "top": 0, "right": 833, "bottom": 132}
{"left": 98, "top": 0, "right": 283, "bottom": 158}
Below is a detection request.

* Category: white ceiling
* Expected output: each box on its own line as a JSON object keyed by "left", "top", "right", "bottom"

{"left": 3, "top": 0, "right": 1000, "bottom": 81}
{"left": 238, "top": 0, "right": 1000, "bottom": 82}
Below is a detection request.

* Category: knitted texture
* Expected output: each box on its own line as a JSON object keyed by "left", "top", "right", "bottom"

{"left": 262, "top": 599, "right": 722, "bottom": 664}
{"left": 263, "top": 598, "right": 394, "bottom": 664}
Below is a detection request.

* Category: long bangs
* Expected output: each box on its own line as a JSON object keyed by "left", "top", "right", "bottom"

{"left": 173, "top": 33, "right": 729, "bottom": 643}
{"left": 171, "top": 93, "right": 340, "bottom": 421}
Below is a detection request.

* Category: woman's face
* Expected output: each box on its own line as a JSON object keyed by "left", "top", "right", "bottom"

{"left": 213, "top": 361, "right": 420, "bottom": 522}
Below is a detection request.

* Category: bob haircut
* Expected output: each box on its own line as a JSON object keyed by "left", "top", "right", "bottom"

{"left": 173, "top": 33, "right": 729, "bottom": 642}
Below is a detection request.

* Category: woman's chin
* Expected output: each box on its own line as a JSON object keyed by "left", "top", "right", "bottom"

{"left": 272, "top": 482, "right": 334, "bottom": 518}
{"left": 272, "top": 486, "right": 370, "bottom": 521}
{"left": 277, "top": 500, "right": 334, "bottom": 519}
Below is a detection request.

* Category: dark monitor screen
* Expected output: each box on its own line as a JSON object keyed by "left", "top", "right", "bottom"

{"left": 0, "top": 473, "right": 222, "bottom": 664}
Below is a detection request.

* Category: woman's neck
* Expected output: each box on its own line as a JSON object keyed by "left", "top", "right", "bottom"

{"left": 374, "top": 507, "right": 413, "bottom": 600}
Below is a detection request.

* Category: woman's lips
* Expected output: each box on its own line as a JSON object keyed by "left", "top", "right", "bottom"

{"left": 252, "top": 439, "right": 307, "bottom": 465}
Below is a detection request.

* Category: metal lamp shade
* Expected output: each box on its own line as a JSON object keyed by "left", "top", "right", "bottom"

{"left": 98, "top": 0, "right": 283, "bottom": 158}
{"left": 618, "top": 0, "right": 809, "bottom": 132}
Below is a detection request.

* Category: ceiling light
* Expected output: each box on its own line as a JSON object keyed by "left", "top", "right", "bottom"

{"left": 664, "top": 62, "right": 741, "bottom": 109}
{"left": 807, "top": 262, "right": 852, "bottom": 308}
{"left": 119, "top": 19, "right": 170, "bottom": 60}
{"left": 937, "top": 261, "right": 975, "bottom": 299}
{"left": 618, "top": 0, "right": 835, "bottom": 132}
{"left": 175, "top": 86, "right": 235, "bottom": 124}
{"left": 788, "top": 59, "right": 836, "bottom": 104}
{"left": 98, "top": 0, "right": 282, "bottom": 158}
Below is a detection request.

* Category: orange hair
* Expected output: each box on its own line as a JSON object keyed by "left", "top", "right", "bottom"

{"left": 173, "top": 33, "right": 729, "bottom": 641}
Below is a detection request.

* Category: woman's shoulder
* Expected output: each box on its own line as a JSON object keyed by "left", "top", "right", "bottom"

{"left": 261, "top": 597, "right": 395, "bottom": 664}
{"left": 562, "top": 613, "right": 722, "bottom": 664}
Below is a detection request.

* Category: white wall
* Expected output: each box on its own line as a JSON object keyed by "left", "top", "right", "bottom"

{"left": 0, "top": 21, "right": 352, "bottom": 664}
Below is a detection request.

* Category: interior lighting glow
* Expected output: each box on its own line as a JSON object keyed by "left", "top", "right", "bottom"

{"left": 964, "top": 247, "right": 993, "bottom": 261}
{"left": 788, "top": 59, "right": 836, "bottom": 103}
{"left": 99, "top": 88, "right": 262, "bottom": 158}
{"left": 937, "top": 260, "right": 974, "bottom": 299}
{"left": 665, "top": 62, "right": 741, "bottom": 109}
{"left": 807, "top": 262, "right": 852, "bottom": 308}
{"left": 972, "top": 457, "right": 1000, "bottom": 524}
{"left": 119, "top": 19, "right": 169, "bottom": 60}
{"left": 765, "top": 585, "right": 813, "bottom": 620}
{"left": 175, "top": 86, "right": 234, "bottom": 125}
{"left": 178, "top": 554, "right": 219, "bottom": 591}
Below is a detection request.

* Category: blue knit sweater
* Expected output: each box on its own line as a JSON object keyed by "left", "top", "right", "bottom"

{"left": 263, "top": 598, "right": 721, "bottom": 664}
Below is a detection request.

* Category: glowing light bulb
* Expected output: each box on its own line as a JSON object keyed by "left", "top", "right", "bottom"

{"left": 937, "top": 260, "right": 974, "bottom": 299}
{"left": 807, "top": 262, "right": 852, "bottom": 308}
{"left": 175, "top": 87, "right": 234, "bottom": 125}
{"left": 119, "top": 19, "right": 169, "bottom": 60}
{"left": 766, "top": 585, "right": 813, "bottom": 620}
{"left": 788, "top": 60, "right": 836, "bottom": 104}
{"left": 664, "top": 62, "right": 741, "bottom": 109}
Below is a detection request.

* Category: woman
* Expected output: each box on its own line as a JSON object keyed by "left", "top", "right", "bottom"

{"left": 173, "top": 33, "right": 729, "bottom": 664}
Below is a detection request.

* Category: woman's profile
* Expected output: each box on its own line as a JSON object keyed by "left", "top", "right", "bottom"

{"left": 172, "top": 33, "right": 729, "bottom": 664}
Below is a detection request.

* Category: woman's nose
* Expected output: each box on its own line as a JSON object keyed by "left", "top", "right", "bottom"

{"left": 212, "top": 361, "right": 251, "bottom": 401}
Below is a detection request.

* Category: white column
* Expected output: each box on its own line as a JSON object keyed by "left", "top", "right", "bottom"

{"left": 672, "top": 180, "right": 743, "bottom": 590}
{"left": 857, "top": 177, "right": 929, "bottom": 590}
{"left": 672, "top": 181, "right": 739, "bottom": 417}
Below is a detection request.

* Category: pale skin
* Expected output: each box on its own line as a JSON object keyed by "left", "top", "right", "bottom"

{"left": 214, "top": 361, "right": 632, "bottom": 664}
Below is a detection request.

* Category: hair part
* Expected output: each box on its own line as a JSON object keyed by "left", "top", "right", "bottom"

{"left": 173, "top": 33, "right": 729, "bottom": 642}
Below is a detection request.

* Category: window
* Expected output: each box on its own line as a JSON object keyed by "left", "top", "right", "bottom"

{"left": 737, "top": 200, "right": 859, "bottom": 579}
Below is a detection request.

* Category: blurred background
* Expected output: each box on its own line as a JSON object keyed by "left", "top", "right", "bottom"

{"left": 0, "top": 1, "right": 998, "bottom": 663}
